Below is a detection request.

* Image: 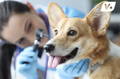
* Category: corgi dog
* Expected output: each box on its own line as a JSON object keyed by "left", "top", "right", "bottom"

{"left": 44, "top": 1, "right": 120, "bottom": 79}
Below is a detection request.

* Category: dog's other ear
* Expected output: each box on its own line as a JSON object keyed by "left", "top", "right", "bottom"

{"left": 86, "top": 1, "right": 111, "bottom": 36}
{"left": 48, "top": 2, "right": 67, "bottom": 28}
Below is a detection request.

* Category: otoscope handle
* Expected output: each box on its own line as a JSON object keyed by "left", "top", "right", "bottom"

{"left": 33, "top": 40, "right": 40, "bottom": 52}
{"left": 33, "top": 44, "right": 39, "bottom": 52}
{"left": 33, "top": 29, "right": 44, "bottom": 58}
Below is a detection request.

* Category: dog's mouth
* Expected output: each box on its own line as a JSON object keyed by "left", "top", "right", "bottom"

{"left": 47, "top": 48, "right": 78, "bottom": 68}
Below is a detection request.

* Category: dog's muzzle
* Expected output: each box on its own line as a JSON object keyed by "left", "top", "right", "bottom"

{"left": 44, "top": 44, "right": 55, "bottom": 52}
{"left": 44, "top": 44, "right": 79, "bottom": 68}
{"left": 60, "top": 47, "right": 78, "bottom": 63}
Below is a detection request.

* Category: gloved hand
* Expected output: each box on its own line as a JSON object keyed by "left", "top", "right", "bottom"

{"left": 56, "top": 59, "right": 90, "bottom": 78}
{"left": 16, "top": 46, "right": 38, "bottom": 79}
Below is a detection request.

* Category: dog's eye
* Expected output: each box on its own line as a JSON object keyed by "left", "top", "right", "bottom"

{"left": 67, "top": 30, "right": 77, "bottom": 36}
{"left": 54, "top": 29, "right": 58, "bottom": 35}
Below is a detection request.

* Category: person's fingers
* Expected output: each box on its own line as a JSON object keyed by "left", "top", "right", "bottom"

{"left": 20, "top": 46, "right": 38, "bottom": 55}
{"left": 17, "top": 63, "right": 32, "bottom": 70}
{"left": 18, "top": 47, "right": 38, "bottom": 60}
{"left": 75, "top": 59, "right": 90, "bottom": 72}
{"left": 64, "top": 64, "right": 73, "bottom": 72}
{"left": 20, "top": 52, "right": 37, "bottom": 60}
{"left": 17, "top": 56, "right": 35, "bottom": 64}
{"left": 71, "top": 59, "right": 86, "bottom": 73}
{"left": 21, "top": 46, "right": 34, "bottom": 52}
{"left": 16, "top": 57, "right": 36, "bottom": 72}
{"left": 64, "top": 60, "right": 84, "bottom": 73}
{"left": 56, "top": 59, "right": 90, "bottom": 77}
{"left": 65, "top": 59, "right": 90, "bottom": 72}
{"left": 77, "top": 59, "right": 90, "bottom": 73}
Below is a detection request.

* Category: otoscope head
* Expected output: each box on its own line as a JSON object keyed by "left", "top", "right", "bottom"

{"left": 36, "top": 29, "right": 43, "bottom": 41}
{"left": 34, "top": 29, "right": 48, "bottom": 58}
{"left": 35, "top": 29, "right": 48, "bottom": 40}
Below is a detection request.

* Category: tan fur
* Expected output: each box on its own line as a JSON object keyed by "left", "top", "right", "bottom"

{"left": 47, "top": 1, "right": 120, "bottom": 79}
{"left": 90, "top": 57, "right": 120, "bottom": 79}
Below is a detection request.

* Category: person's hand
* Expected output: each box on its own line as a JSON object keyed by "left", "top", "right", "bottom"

{"left": 56, "top": 59, "right": 90, "bottom": 78}
{"left": 16, "top": 46, "right": 38, "bottom": 79}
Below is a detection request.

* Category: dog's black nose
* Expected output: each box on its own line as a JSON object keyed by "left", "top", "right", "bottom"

{"left": 44, "top": 44, "right": 55, "bottom": 52}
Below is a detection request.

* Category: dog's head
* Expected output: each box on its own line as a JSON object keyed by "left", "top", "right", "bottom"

{"left": 44, "top": 1, "right": 111, "bottom": 68}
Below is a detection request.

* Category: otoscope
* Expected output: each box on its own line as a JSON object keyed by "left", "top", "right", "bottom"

{"left": 33, "top": 29, "right": 48, "bottom": 58}
{"left": 21, "top": 29, "right": 48, "bottom": 79}
{"left": 34, "top": 29, "right": 49, "bottom": 79}
{"left": 22, "top": 29, "right": 48, "bottom": 65}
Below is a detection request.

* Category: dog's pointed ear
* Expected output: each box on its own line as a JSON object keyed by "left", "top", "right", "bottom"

{"left": 48, "top": 2, "right": 67, "bottom": 28}
{"left": 86, "top": 1, "right": 111, "bottom": 36}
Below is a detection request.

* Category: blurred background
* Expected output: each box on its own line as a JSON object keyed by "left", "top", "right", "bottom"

{"left": 0, "top": 0, "right": 120, "bottom": 45}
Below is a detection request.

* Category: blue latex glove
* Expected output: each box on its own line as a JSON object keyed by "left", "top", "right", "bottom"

{"left": 56, "top": 59, "right": 90, "bottom": 78}
{"left": 16, "top": 46, "right": 38, "bottom": 79}
{"left": 62, "top": 6, "right": 85, "bottom": 18}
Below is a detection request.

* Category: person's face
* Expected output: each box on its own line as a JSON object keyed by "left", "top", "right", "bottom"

{"left": 1, "top": 11, "right": 48, "bottom": 48}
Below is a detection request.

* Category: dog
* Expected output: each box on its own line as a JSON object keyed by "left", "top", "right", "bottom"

{"left": 44, "top": 1, "right": 120, "bottom": 79}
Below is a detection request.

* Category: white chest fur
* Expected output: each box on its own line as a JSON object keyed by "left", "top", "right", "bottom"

{"left": 109, "top": 41, "right": 120, "bottom": 57}
{"left": 82, "top": 74, "right": 90, "bottom": 79}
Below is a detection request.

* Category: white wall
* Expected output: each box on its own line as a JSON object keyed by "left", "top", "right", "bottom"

{"left": 0, "top": 0, "right": 92, "bottom": 14}
{"left": 28, "top": 0, "right": 91, "bottom": 14}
